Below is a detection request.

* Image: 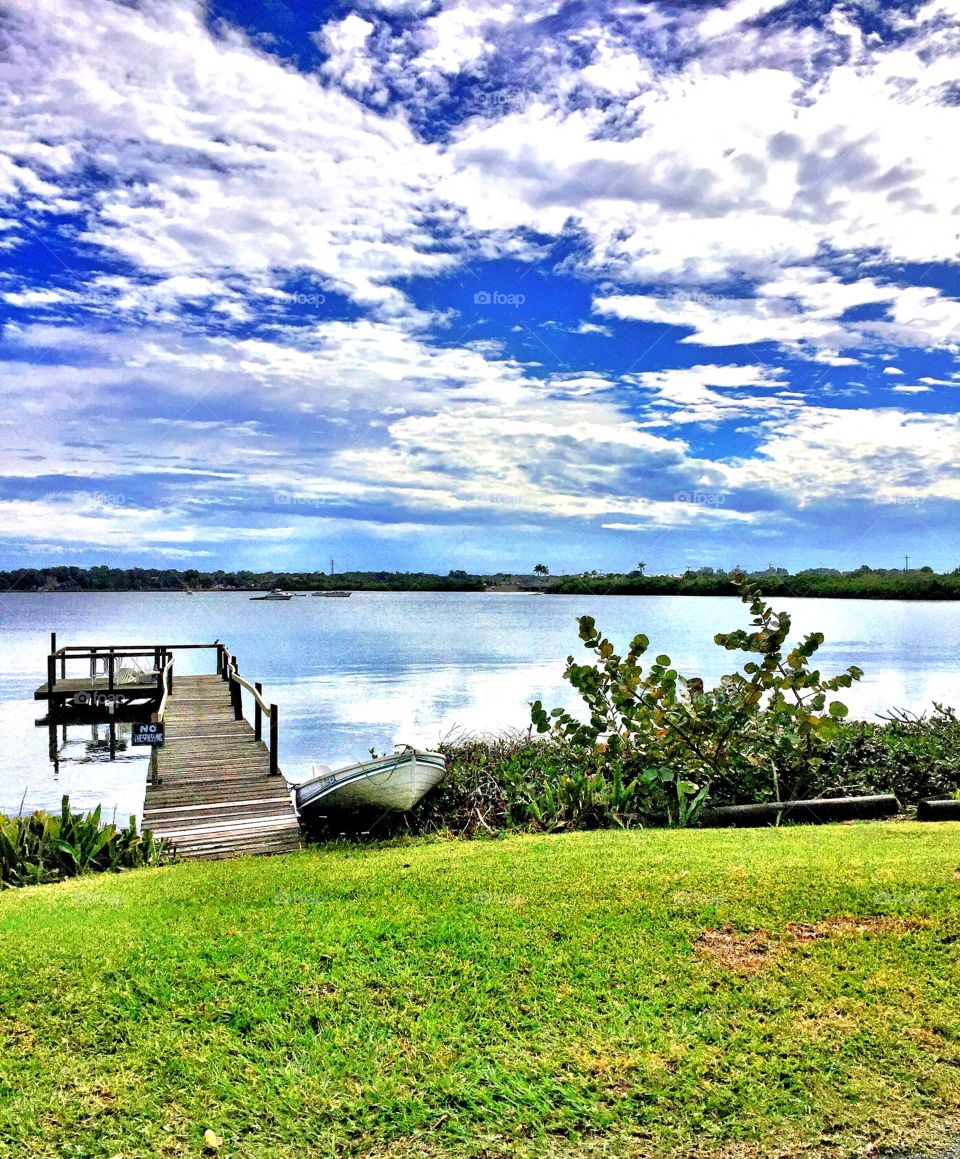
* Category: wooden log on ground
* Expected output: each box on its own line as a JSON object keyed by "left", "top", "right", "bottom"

{"left": 917, "top": 798, "right": 960, "bottom": 822}
{"left": 697, "top": 794, "right": 900, "bottom": 828}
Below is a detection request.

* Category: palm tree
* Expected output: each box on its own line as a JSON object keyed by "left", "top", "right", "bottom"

{"left": 533, "top": 563, "right": 549, "bottom": 576}
{"left": 637, "top": 561, "right": 646, "bottom": 576}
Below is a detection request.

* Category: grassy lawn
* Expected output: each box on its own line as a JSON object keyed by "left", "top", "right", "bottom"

{"left": 1, "top": 826, "right": 960, "bottom": 1158}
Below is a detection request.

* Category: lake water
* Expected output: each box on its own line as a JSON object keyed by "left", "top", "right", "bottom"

{"left": 2, "top": 591, "right": 959, "bottom": 822}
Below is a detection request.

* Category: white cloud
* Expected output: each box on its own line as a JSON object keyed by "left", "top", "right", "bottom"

{"left": 0, "top": 0, "right": 455, "bottom": 318}
{"left": 627, "top": 363, "right": 790, "bottom": 426}
{"left": 316, "top": 14, "right": 388, "bottom": 103}
{"left": 720, "top": 407, "right": 960, "bottom": 505}
{"left": 595, "top": 274, "right": 960, "bottom": 362}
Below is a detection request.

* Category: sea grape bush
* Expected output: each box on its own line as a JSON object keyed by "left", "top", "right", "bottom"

{"left": 819, "top": 703, "right": 960, "bottom": 805}
{"left": 0, "top": 796, "right": 172, "bottom": 888}
{"left": 530, "top": 580, "right": 863, "bottom": 824}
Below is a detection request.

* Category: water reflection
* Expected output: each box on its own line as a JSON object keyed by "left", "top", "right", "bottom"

{"left": 14, "top": 719, "right": 148, "bottom": 823}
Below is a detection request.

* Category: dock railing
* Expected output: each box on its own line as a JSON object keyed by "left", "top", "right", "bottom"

{"left": 220, "top": 645, "right": 280, "bottom": 776}
{"left": 46, "top": 635, "right": 221, "bottom": 697}
{"left": 45, "top": 635, "right": 280, "bottom": 777}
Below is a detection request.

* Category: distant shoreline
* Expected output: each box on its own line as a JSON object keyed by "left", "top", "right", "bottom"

{"left": 3, "top": 565, "right": 960, "bottom": 601}
{"left": 5, "top": 587, "right": 960, "bottom": 602}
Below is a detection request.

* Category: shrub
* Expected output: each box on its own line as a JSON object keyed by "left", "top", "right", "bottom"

{"left": 818, "top": 704, "right": 960, "bottom": 804}
{"left": 0, "top": 796, "right": 172, "bottom": 888}
{"left": 530, "top": 580, "right": 862, "bottom": 822}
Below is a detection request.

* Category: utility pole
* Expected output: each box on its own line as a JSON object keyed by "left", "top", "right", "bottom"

{"left": 904, "top": 555, "right": 909, "bottom": 573}
{"left": 330, "top": 558, "right": 335, "bottom": 576}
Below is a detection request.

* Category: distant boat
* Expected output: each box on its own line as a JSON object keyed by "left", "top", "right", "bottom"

{"left": 312, "top": 590, "right": 352, "bottom": 597}
{"left": 295, "top": 748, "right": 446, "bottom": 814}
{"left": 250, "top": 589, "right": 293, "bottom": 601}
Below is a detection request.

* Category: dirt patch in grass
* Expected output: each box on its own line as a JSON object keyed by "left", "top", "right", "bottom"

{"left": 695, "top": 916, "right": 924, "bottom": 972}
{"left": 786, "top": 916, "right": 921, "bottom": 939}
{"left": 693, "top": 928, "right": 774, "bottom": 972}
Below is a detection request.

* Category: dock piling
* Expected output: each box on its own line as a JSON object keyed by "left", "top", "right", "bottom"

{"left": 270, "top": 705, "right": 279, "bottom": 776}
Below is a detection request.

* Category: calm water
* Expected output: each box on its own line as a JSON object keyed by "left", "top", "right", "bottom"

{"left": 2, "top": 592, "right": 959, "bottom": 821}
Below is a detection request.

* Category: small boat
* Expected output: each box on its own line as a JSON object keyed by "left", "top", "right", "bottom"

{"left": 250, "top": 588, "right": 293, "bottom": 601}
{"left": 295, "top": 747, "right": 446, "bottom": 814}
{"left": 312, "top": 590, "right": 352, "bottom": 597}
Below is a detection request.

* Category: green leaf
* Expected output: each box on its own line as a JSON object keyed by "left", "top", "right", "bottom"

{"left": 828, "top": 700, "right": 849, "bottom": 719}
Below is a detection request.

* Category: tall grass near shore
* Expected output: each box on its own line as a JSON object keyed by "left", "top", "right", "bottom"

{"left": 0, "top": 795, "right": 170, "bottom": 888}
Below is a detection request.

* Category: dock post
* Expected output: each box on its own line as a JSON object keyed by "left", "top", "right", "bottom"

{"left": 46, "top": 651, "right": 57, "bottom": 702}
{"left": 216, "top": 644, "right": 223, "bottom": 675}
{"left": 48, "top": 716, "right": 60, "bottom": 774}
{"left": 254, "top": 682, "right": 262, "bottom": 741}
{"left": 51, "top": 632, "right": 66, "bottom": 678}
{"left": 269, "top": 705, "right": 279, "bottom": 775}
{"left": 230, "top": 658, "right": 242, "bottom": 720}
{"left": 108, "top": 648, "right": 115, "bottom": 693}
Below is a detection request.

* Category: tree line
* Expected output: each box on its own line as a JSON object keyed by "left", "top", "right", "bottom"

{"left": 2, "top": 563, "right": 960, "bottom": 599}
{"left": 0, "top": 566, "right": 486, "bottom": 593}
{"left": 550, "top": 565, "right": 960, "bottom": 600}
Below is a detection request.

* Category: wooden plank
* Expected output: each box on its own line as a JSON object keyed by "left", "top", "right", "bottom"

{"left": 146, "top": 672, "right": 301, "bottom": 860}
{"left": 145, "top": 797, "right": 294, "bottom": 817}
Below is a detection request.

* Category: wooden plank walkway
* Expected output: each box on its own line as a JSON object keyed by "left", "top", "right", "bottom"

{"left": 144, "top": 674, "right": 302, "bottom": 860}
{"left": 34, "top": 674, "right": 159, "bottom": 700}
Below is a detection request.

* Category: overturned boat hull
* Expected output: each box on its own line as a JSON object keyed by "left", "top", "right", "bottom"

{"left": 295, "top": 749, "right": 446, "bottom": 813}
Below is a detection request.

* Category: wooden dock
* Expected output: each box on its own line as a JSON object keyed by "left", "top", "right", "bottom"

{"left": 37, "top": 638, "right": 302, "bottom": 861}
{"left": 143, "top": 674, "right": 301, "bottom": 859}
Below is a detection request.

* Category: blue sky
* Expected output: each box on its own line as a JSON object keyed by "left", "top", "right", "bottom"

{"left": 0, "top": 0, "right": 958, "bottom": 575}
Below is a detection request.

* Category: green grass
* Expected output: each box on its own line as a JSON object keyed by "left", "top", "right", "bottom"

{"left": 1, "top": 826, "right": 960, "bottom": 1159}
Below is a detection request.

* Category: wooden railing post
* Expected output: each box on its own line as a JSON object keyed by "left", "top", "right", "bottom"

{"left": 47, "top": 651, "right": 56, "bottom": 698}
{"left": 269, "top": 704, "right": 279, "bottom": 775}
{"left": 230, "top": 658, "right": 242, "bottom": 720}
{"left": 108, "top": 648, "right": 115, "bottom": 692}
{"left": 167, "top": 652, "right": 174, "bottom": 694}
{"left": 254, "top": 682, "right": 263, "bottom": 741}
{"left": 216, "top": 643, "right": 223, "bottom": 675}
